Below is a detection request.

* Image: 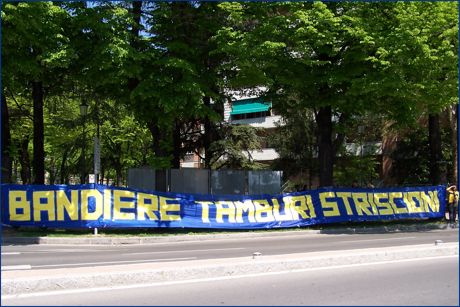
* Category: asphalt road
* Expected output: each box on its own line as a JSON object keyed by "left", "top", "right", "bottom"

{"left": 2, "top": 229, "right": 458, "bottom": 270}
{"left": 2, "top": 256, "right": 458, "bottom": 306}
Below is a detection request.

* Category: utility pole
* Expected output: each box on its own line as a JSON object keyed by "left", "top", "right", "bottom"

{"left": 80, "top": 100, "right": 88, "bottom": 184}
{"left": 94, "top": 99, "right": 100, "bottom": 184}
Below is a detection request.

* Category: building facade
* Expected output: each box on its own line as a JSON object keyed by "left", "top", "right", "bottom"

{"left": 223, "top": 95, "right": 282, "bottom": 164}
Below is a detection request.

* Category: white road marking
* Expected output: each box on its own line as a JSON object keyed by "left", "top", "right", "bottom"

{"left": 1, "top": 265, "right": 31, "bottom": 271}
{"left": 11, "top": 249, "right": 122, "bottom": 255}
{"left": 123, "top": 247, "right": 245, "bottom": 256}
{"left": 27, "top": 249, "right": 113, "bottom": 253}
{"left": 2, "top": 255, "right": 457, "bottom": 300}
{"left": 1, "top": 252, "right": 21, "bottom": 255}
{"left": 339, "top": 236, "right": 417, "bottom": 243}
{"left": 31, "top": 257, "right": 197, "bottom": 268}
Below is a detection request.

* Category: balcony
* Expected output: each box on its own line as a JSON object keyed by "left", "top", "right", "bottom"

{"left": 344, "top": 142, "right": 383, "bottom": 156}
{"left": 231, "top": 115, "right": 284, "bottom": 129}
{"left": 245, "top": 148, "right": 280, "bottom": 161}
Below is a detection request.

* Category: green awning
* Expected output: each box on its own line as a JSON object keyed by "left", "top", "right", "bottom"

{"left": 230, "top": 98, "right": 271, "bottom": 116}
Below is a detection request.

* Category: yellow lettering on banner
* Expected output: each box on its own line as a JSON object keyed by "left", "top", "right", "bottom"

{"left": 420, "top": 192, "right": 430, "bottom": 212}
{"left": 281, "top": 197, "right": 297, "bottom": 220}
{"left": 159, "top": 196, "right": 181, "bottom": 221}
{"left": 56, "top": 190, "right": 78, "bottom": 221}
{"left": 389, "top": 192, "right": 408, "bottom": 214}
{"left": 288, "top": 195, "right": 316, "bottom": 219}
{"left": 33, "top": 191, "right": 55, "bottom": 221}
{"left": 113, "top": 190, "right": 136, "bottom": 220}
{"left": 272, "top": 199, "right": 294, "bottom": 221}
{"left": 404, "top": 192, "right": 424, "bottom": 213}
{"left": 335, "top": 192, "right": 354, "bottom": 215}
{"left": 417, "top": 192, "right": 428, "bottom": 212}
{"left": 253, "top": 199, "right": 275, "bottom": 223}
{"left": 234, "top": 200, "right": 255, "bottom": 223}
{"left": 9, "top": 191, "right": 31, "bottom": 221}
{"left": 305, "top": 195, "right": 316, "bottom": 218}
{"left": 215, "top": 201, "right": 236, "bottom": 223}
{"left": 196, "top": 201, "right": 212, "bottom": 223}
{"left": 374, "top": 193, "right": 394, "bottom": 215}
{"left": 283, "top": 196, "right": 300, "bottom": 220}
{"left": 417, "top": 192, "right": 428, "bottom": 213}
{"left": 425, "top": 191, "right": 440, "bottom": 213}
{"left": 104, "top": 189, "right": 112, "bottom": 220}
{"left": 81, "top": 189, "right": 103, "bottom": 220}
{"left": 352, "top": 193, "right": 374, "bottom": 216}
{"left": 320, "top": 192, "right": 340, "bottom": 217}
{"left": 367, "top": 193, "right": 379, "bottom": 215}
{"left": 137, "top": 193, "right": 159, "bottom": 220}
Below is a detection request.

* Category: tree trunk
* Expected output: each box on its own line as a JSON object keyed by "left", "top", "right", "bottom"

{"left": 116, "top": 168, "right": 122, "bottom": 186}
{"left": 100, "top": 166, "right": 105, "bottom": 185}
{"left": 127, "top": 1, "right": 142, "bottom": 92}
{"left": 428, "top": 113, "right": 443, "bottom": 185}
{"left": 172, "top": 121, "right": 181, "bottom": 168}
{"left": 382, "top": 121, "right": 398, "bottom": 186}
{"left": 1, "top": 89, "right": 12, "bottom": 183}
{"left": 115, "top": 156, "right": 122, "bottom": 186}
{"left": 203, "top": 96, "right": 212, "bottom": 168}
{"left": 32, "top": 81, "right": 45, "bottom": 184}
{"left": 59, "top": 147, "right": 69, "bottom": 184}
{"left": 147, "top": 120, "right": 169, "bottom": 163}
{"left": 19, "top": 137, "right": 32, "bottom": 184}
{"left": 80, "top": 127, "right": 87, "bottom": 184}
{"left": 130, "top": 1, "right": 142, "bottom": 47}
{"left": 316, "top": 105, "right": 334, "bottom": 187}
{"left": 48, "top": 160, "right": 56, "bottom": 184}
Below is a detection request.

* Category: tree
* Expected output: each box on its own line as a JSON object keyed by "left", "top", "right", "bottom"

{"left": 2, "top": 1, "right": 457, "bottom": 189}
{"left": 2, "top": 2, "right": 74, "bottom": 184}
{"left": 269, "top": 109, "right": 316, "bottom": 189}
{"left": 117, "top": 2, "right": 234, "bottom": 169}
{"left": 216, "top": 2, "right": 376, "bottom": 186}
{"left": 360, "top": 2, "right": 458, "bottom": 185}
{"left": 208, "top": 124, "right": 263, "bottom": 170}
{"left": 1, "top": 90, "right": 11, "bottom": 183}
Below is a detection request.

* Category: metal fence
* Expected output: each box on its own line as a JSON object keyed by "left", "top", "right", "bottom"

{"left": 127, "top": 168, "right": 282, "bottom": 195}
{"left": 170, "top": 169, "right": 210, "bottom": 194}
{"left": 248, "top": 170, "right": 283, "bottom": 195}
{"left": 211, "top": 170, "right": 246, "bottom": 195}
{"left": 127, "top": 167, "right": 156, "bottom": 191}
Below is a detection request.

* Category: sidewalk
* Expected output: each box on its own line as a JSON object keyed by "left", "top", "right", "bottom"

{"left": 1, "top": 221, "right": 454, "bottom": 246}
{"left": 2, "top": 242, "right": 458, "bottom": 296}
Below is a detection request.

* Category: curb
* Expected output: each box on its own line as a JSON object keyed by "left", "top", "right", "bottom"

{"left": 1, "top": 222, "right": 453, "bottom": 245}
{"left": 319, "top": 222, "right": 453, "bottom": 234}
{"left": 2, "top": 243, "right": 458, "bottom": 296}
{"left": 1, "top": 229, "right": 321, "bottom": 245}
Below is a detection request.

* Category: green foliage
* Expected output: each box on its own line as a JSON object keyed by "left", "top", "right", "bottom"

{"left": 362, "top": 2, "right": 458, "bottom": 125}
{"left": 209, "top": 124, "right": 264, "bottom": 170}
{"left": 66, "top": 2, "right": 131, "bottom": 97}
{"left": 99, "top": 104, "right": 153, "bottom": 184}
{"left": 392, "top": 127, "right": 431, "bottom": 185}
{"left": 215, "top": 2, "right": 382, "bottom": 186}
{"left": 334, "top": 156, "right": 380, "bottom": 188}
{"left": 2, "top": 2, "right": 458, "bottom": 187}
{"left": 215, "top": 2, "right": 457, "bottom": 186}
{"left": 391, "top": 122, "right": 454, "bottom": 186}
{"left": 2, "top": 2, "right": 74, "bottom": 82}
{"left": 269, "top": 109, "right": 316, "bottom": 185}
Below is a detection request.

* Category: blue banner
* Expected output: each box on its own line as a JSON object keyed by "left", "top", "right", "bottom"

{"left": 1, "top": 184, "right": 446, "bottom": 229}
